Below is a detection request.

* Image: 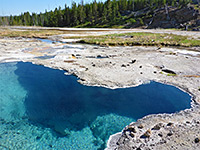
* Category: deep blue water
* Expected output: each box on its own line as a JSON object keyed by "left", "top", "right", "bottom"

{"left": 0, "top": 62, "right": 191, "bottom": 149}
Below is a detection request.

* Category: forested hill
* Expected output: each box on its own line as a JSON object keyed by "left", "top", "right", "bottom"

{"left": 0, "top": 0, "right": 200, "bottom": 30}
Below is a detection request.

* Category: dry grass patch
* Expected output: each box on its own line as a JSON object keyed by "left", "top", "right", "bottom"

{"left": 0, "top": 28, "right": 64, "bottom": 38}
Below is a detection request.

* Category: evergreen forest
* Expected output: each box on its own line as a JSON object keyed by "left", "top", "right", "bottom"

{"left": 0, "top": 0, "right": 195, "bottom": 28}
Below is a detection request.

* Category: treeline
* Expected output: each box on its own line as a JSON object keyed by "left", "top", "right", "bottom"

{"left": 0, "top": 0, "right": 193, "bottom": 27}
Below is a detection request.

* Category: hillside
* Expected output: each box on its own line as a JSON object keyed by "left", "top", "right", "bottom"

{"left": 0, "top": 0, "right": 199, "bottom": 30}
{"left": 127, "top": 4, "right": 200, "bottom": 30}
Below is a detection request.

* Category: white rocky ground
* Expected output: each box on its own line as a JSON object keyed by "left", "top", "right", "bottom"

{"left": 0, "top": 28, "right": 200, "bottom": 149}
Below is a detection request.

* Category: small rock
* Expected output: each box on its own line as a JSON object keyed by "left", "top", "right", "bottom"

{"left": 140, "top": 129, "right": 151, "bottom": 138}
{"left": 167, "top": 132, "right": 173, "bottom": 136}
{"left": 154, "top": 71, "right": 157, "bottom": 74}
{"left": 76, "top": 54, "right": 81, "bottom": 57}
{"left": 152, "top": 123, "right": 163, "bottom": 130}
{"left": 158, "top": 133, "right": 163, "bottom": 137}
{"left": 140, "top": 72, "right": 143, "bottom": 74}
{"left": 121, "top": 64, "right": 126, "bottom": 67}
{"left": 195, "top": 138, "right": 200, "bottom": 143}
{"left": 128, "top": 126, "right": 137, "bottom": 133}
{"left": 162, "top": 69, "right": 176, "bottom": 75}
{"left": 130, "top": 60, "right": 136, "bottom": 64}
{"left": 86, "top": 56, "right": 96, "bottom": 58}
{"left": 97, "top": 55, "right": 109, "bottom": 58}
{"left": 160, "top": 139, "right": 167, "bottom": 144}
{"left": 92, "top": 64, "right": 96, "bottom": 67}
{"left": 79, "top": 78, "right": 86, "bottom": 82}
{"left": 160, "top": 65, "right": 165, "bottom": 69}
{"left": 139, "top": 66, "right": 142, "bottom": 68}
{"left": 138, "top": 124, "right": 144, "bottom": 129}
{"left": 167, "top": 122, "right": 174, "bottom": 126}
{"left": 130, "top": 132, "right": 135, "bottom": 137}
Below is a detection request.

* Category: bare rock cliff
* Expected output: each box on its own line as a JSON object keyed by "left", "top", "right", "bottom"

{"left": 147, "top": 6, "right": 200, "bottom": 30}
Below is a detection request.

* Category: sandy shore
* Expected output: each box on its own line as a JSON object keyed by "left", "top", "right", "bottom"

{"left": 0, "top": 28, "right": 200, "bottom": 149}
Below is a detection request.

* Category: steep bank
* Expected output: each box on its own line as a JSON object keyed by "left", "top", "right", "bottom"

{"left": 127, "top": 5, "right": 200, "bottom": 31}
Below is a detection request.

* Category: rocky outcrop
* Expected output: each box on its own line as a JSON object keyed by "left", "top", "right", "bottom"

{"left": 107, "top": 106, "right": 200, "bottom": 150}
{"left": 147, "top": 6, "right": 200, "bottom": 29}
{"left": 127, "top": 5, "right": 200, "bottom": 30}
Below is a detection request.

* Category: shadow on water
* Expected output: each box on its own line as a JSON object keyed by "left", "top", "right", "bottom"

{"left": 15, "top": 62, "right": 191, "bottom": 138}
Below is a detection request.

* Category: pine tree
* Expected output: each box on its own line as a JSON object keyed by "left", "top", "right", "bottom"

{"left": 87, "top": 4, "right": 93, "bottom": 23}
{"left": 9, "top": 15, "right": 14, "bottom": 25}
{"left": 23, "top": 12, "right": 31, "bottom": 26}
{"left": 112, "top": 0, "right": 119, "bottom": 23}
{"left": 97, "top": 2, "right": 104, "bottom": 18}
{"left": 31, "top": 13, "right": 38, "bottom": 26}
{"left": 78, "top": 0, "right": 86, "bottom": 24}
{"left": 102, "top": 3, "right": 108, "bottom": 23}
{"left": 64, "top": 5, "right": 71, "bottom": 26}
{"left": 0, "top": 17, "right": 2, "bottom": 26}
{"left": 48, "top": 10, "right": 55, "bottom": 27}
{"left": 57, "top": 7, "right": 63, "bottom": 27}
{"left": 107, "top": 0, "right": 112, "bottom": 23}
{"left": 71, "top": 2, "right": 79, "bottom": 26}
{"left": 4, "top": 0, "right": 195, "bottom": 28}
{"left": 93, "top": 0, "right": 98, "bottom": 23}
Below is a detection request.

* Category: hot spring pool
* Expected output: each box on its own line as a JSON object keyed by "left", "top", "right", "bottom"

{"left": 0, "top": 62, "right": 191, "bottom": 149}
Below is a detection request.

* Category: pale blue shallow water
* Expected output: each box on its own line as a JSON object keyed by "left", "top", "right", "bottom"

{"left": 38, "top": 38, "right": 55, "bottom": 44}
{"left": 0, "top": 62, "right": 191, "bottom": 150}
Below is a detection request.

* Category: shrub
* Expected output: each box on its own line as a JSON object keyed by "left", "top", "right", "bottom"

{"left": 128, "top": 18, "right": 137, "bottom": 24}
{"left": 138, "top": 18, "right": 144, "bottom": 25}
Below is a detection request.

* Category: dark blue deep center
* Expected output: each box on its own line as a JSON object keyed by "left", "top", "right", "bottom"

{"left": 14, "top": 62, "right": 191, "bottom": 148}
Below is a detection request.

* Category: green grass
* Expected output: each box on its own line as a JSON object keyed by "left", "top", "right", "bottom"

{"left": 160, "top": 72, "right": 176, "bottom": 76}
{"left": 79, "top": 32, "right": 200, "bottom": 47}
{"left": 167, "top": 73, "right": 177, "bottom": 76}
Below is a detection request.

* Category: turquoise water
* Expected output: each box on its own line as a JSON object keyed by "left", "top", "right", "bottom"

{"left": 0, "top": 62, "right": 191, "bottom": 149}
